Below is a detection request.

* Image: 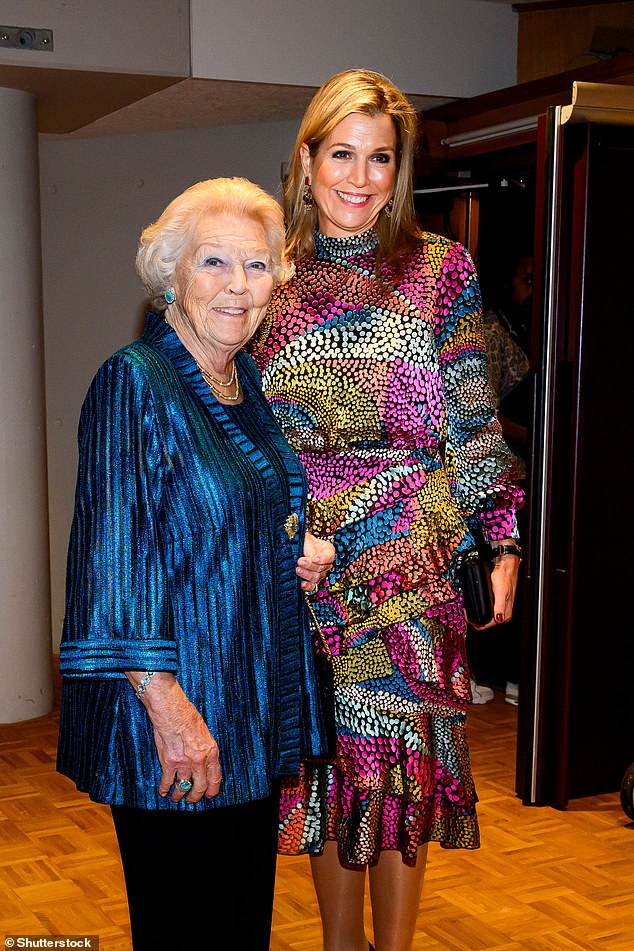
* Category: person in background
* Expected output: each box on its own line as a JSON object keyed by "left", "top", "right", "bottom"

{"left": 251, "top": 69, "right": 523, "bottom": 951}
{"left": 469, "top": 250, "right": 533, "bottom": 705}
{"left": 56, "top": 177, "right": 335, "bottom": 951}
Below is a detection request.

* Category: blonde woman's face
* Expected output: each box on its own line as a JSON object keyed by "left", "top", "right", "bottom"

{"left": 301, "top": 112, "right": 396, "bottom": 239}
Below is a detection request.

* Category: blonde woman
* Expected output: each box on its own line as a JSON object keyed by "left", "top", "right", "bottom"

{"left": 253, "top": 70, "right": 523, "bottom": 951}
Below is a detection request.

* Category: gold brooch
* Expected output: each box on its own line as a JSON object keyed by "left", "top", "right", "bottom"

{"left": 284, "top": 513, "right": 299, "bottom": 540}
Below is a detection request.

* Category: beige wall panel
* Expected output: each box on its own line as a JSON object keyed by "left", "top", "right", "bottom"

{"left": 190, "top": 0, "right": 518, "bottom": 99}
{"left": 0, "top": 0, "right": 189, "bottom": 76}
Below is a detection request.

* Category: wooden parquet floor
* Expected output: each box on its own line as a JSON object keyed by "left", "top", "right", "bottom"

{"left": 1, "top": 687, "right": 633, "bottom": 950}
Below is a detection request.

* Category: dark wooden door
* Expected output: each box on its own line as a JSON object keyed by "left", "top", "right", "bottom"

{"left": 519, "top": 114, "right": 634, "bottom": 806}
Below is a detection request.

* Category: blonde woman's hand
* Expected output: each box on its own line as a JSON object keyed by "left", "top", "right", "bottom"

{"left": 296, "top": 531, "right": 335, "bottom": 593}
{"left": 470, "top": 553, "right": 520, "bottom": 631}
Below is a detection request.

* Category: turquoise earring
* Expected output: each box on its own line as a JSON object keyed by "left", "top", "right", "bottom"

{"left": 164, "top": 288, "right": 175, "bottom": 305}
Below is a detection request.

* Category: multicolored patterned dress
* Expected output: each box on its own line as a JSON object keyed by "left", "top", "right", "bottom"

{"left": 252, "top": 228, "right": 523, "bottom": 867}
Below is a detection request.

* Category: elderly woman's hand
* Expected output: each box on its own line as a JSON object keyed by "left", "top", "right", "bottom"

{"left": 297, "top": 531, "right": 335, "bottom": 593}
{"left": 127, "top": 672, "right": 222, "bottom": 803}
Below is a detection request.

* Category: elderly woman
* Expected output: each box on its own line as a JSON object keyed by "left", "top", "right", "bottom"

{"left": 252, "top": 71, "right": 524, "bottom": 951}
{"left": 56, "top": 177, "right": 335, "bottom": 951}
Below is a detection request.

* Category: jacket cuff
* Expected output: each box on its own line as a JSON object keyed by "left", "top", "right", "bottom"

{"left": 59, "top": 638, "right": 178, "bottom": 676}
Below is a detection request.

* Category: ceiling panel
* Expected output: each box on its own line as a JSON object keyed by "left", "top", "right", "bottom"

{"left": 57, "top": 78, "right": 453, "bottom": 138}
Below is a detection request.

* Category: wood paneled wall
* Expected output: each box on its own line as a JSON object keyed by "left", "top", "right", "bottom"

{"left": 518, "top": 2, "right": 634, "bottom": 83}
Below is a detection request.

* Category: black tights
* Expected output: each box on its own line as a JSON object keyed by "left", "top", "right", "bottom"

{"left": 111, "top": 795, "right": 279, "bottom": 950}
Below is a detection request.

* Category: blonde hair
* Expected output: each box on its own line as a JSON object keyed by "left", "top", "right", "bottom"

{"left": 284, "top": 69, "right": 421, "bottom": 269}
{"left": 136, "top": 177, "right": 292, "bottom": 310}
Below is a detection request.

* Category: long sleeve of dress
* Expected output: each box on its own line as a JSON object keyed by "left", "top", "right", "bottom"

{"left": 60, "top": 354, "right": 178, "bottom": 676}
{"left": 432, "top": 243, "right": 523, "bottom": 542}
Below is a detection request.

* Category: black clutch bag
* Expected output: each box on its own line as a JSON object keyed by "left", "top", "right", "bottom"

{"left": 459, "top": 538, "right": 494, "bottom": 626}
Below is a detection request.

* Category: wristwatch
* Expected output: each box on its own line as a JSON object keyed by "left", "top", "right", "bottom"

{"left": 490, "top": 543, "right": 522, "bottom": 560}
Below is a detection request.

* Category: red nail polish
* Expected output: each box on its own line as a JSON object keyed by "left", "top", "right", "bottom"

{"left": 495, "top": 613, "right": 504, "bottom": 623}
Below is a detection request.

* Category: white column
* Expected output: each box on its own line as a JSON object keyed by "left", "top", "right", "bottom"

{"left": 0, "top": 88, "right": 53, "bottom": 722}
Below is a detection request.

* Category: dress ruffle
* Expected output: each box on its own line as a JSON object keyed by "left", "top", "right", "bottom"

{"left": 279, "top": 701, "right": 479, "bottom": 867}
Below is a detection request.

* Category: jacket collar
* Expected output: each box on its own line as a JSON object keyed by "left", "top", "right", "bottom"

{"left": 142, "top": 310, "right": 253, "bottom": 421}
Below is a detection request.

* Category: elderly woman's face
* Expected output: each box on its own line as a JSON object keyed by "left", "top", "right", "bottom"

{"left": 301, "top": 112, "right": 397, "bottom": 239}
{"left": 174, "top": 212, "right": 275, "bottom": 355}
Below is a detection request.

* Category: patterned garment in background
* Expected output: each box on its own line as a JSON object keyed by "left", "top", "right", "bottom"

{"left": 252, "top": 229, "right": 523, "bottom": 866}
{"left": 482, "top": 307, "right": 531, "bottom": 479}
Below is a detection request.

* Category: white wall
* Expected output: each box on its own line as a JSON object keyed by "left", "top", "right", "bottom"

{"left": 190, "top": 0, "right": 517, "bottom": 97}
{"left": 39, "top": 120, "right": 299, "bottom": 649}
{"left": 0, "top": 0, "right": 189, "bottom": 75}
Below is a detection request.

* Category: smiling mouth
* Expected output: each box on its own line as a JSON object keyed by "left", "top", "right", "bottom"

{"left": 214, "top": 307, "right": 247, "bottom": 315}
{"left": 336, "top": 191, "right": 371, "bottom": 205}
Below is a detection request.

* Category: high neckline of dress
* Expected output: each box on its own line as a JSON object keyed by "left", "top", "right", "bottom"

{"left": 314, "top": 228, "right": 378, "bottom": 260}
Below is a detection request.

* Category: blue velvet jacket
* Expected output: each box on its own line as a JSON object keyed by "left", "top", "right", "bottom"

{"left": 56, "top": 312, "right": 328, "bottom": 810}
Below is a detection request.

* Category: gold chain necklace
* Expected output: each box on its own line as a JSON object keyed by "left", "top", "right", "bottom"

{"left": 203, "top": 361, "right": 237, "bottom": 388}
{"left": 198, "top": 362, "right": 241, "bottom": 402}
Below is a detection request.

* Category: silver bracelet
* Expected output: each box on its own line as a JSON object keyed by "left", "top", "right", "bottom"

{"left": 135, "top": 671, "right": 155, "bottom": 699}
